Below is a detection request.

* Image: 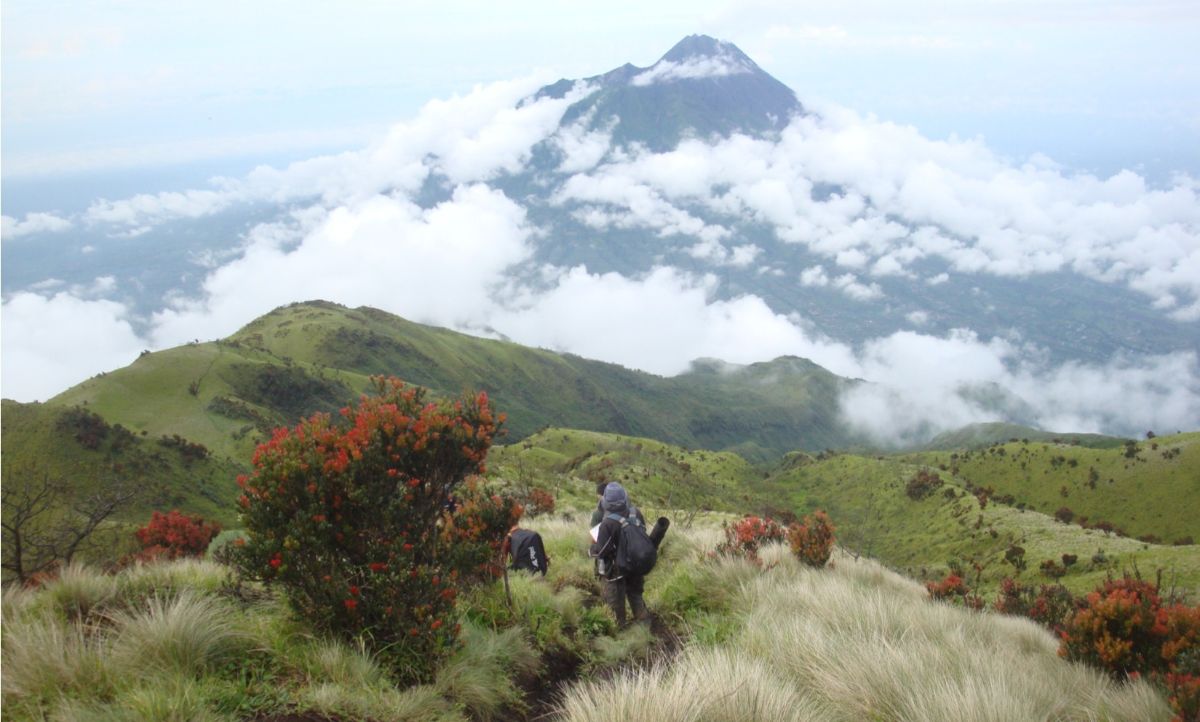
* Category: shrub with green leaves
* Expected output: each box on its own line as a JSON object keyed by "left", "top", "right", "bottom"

{"left": 235, "top": 377, "right": 502, "bottom": 683}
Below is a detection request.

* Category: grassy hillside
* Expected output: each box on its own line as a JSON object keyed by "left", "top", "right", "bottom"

{"left": 489, "top": 427, "right": 766, "bottom": 514}
{"left": 920, "top": 422, "right": 1126, "bottom": 451}
{"left": 757, "top": 452, "right": 1200, "bottom": 596}
{"left": 1, "top": 518, "right": 1174, "bottom": 721}
{"left": 902, "top": 432, "right": 1200, "bottom": 544}
{"left": 489, "top": 428, "right": 1200, "bottom": 597}
{"left": 48, "top": 300, "right": 863, "bottom": 463}
{"left": 0, "top": 400, "right": 242, "bottom": 527}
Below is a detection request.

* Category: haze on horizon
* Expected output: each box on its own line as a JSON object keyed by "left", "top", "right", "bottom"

{"left": 3, "top": 1, "right": 1199, "bottom": 443}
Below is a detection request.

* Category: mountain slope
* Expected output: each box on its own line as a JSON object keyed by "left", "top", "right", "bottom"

{"left": 0, "top": 399, "right": 242, "bottom": 526}
{"left": 903, "top": 432, "right": 1200, "bottom": 544}
{"left": 47, "top": 301, "right": 863, "bottom": 464}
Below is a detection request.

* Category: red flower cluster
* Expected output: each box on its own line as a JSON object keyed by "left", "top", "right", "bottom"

{"left": 132, "top": 509, "right": 221, "bottom": 562}
{"left": 715, "top": 515, "right": 786, "bottom": 562}
{"left": 234, "top": 376, "right": 502, "bottom": 683}
{"left": 1054, "top": 575, "right": 1199, "bottom": 721}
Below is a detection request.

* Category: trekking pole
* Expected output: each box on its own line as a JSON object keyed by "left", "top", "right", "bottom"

{"left": 499, "top": 537, "right": 514, "bottom": 608}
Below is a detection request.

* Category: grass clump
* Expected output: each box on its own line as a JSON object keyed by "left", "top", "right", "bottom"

{"left": 1, "top": 612, "right": 114, "bottom": 710}
{"left": 435, "top": 624, "right": 539, "bottom": 720}
{"left": 108, "top": 591, "right": 247, "bottom": 678}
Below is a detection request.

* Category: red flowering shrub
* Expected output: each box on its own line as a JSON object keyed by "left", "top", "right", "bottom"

{"left": 905, "top": 469, "right": 943, "bottom": 500}
{"left": 994, "top": 577, "right": 1077, "bottom": 634}
{"left": 524, "top": 487, "right": 556, "bottom": 517}
{"left": 438, "top": 479, "right": 523, "bottom": 586}
{"left": 1164, "top": 671, "right": 1200, "bottom": 722}
{"left": 234, "top": 377, "right": 502, "bottom": 683}
{"left": 715, "top": 515, "right": 785, "bottom": 562}
{"left": 1060, "top": 576, "right": 1169, "bottom": 678}
{"left": 786, "top": 510, "right": 836, "bottom": 568}
{"left": 133, "top": 510, "right": 221, "bottom": 561}
{"left": 926, "top": 573, "right": 969, "bottom": 600}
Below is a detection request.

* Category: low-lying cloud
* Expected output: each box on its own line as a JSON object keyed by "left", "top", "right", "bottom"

{"left": 3, "top": 74, "right": 1198, "bottom": 444}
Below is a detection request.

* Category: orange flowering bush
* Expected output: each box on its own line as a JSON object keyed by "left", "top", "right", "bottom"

{"left": 993, "top": 577, "right": 1077, "bottom": 634}
{"left": 1057, "top": 575, "right": 1200, "bottom": 720}
{"left": 786, "top": 510, "right": 835, "bottom": 568}
{"left": 234, "top": 377, "right": 502, "bottom": 683}
{"left": 133, "top": 509, "right": 221, "bottom": 561}
{"left": 1059, "top": 576, "right": 1168, "bottom": 678}
{"left": 715, "top": 515, "right": 785, "bottom": 562}
{"left": 524, "top": 487, "right": 556, "bottom": 517}
{"left": 438, "top": 479, "right": 523, "bottom": 586}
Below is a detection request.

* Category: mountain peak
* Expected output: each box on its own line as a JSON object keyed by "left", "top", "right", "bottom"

{"left": 660, "top": 34, "right": 749, "bottom": 64}
{"left": 544, "top": 34, "right": 801, "bottom": 153}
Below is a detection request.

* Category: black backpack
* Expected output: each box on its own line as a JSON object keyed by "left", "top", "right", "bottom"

{"left": 606, "top": 512, "right": 657, "bottom": 577}
{"left": 508, "top": 528, "right": 549, "bottom": 576}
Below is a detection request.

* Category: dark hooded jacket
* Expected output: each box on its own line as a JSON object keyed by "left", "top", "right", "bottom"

{"left": 590, "top": 482, "right": 645, "bottom": 572}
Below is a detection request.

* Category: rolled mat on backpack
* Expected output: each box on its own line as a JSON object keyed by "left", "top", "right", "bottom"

{"left": 649, "top": 517, "right": 670, "bottom": 548}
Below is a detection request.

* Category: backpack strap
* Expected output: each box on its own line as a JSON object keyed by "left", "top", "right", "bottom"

{"left": 605, "top": 512, "right": 628, "bottom": 527}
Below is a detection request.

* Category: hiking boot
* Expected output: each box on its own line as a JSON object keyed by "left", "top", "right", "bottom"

{"left": 629, "top": 592, "right": 650, "bottom": 623}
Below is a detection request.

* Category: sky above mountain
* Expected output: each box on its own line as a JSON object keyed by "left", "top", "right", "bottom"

{"left": 3, "top": 0, "right": 1198, "bottom": 187}
{"left": 3, "top": 4, "right": 1199, "bottom": 443}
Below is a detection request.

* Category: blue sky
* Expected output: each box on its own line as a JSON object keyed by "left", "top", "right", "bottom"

{"left": 4, "top": 0, "right": 1199, "bottom": 204}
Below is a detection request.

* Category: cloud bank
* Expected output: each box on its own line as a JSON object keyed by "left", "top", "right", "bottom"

{"left": 3, "top": 77, "right": 1198, "bottom": 444}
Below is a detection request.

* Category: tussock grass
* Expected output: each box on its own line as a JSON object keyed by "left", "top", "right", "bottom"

{"left": 53, "top": 677, "right": 230, "bottom": 722}
{"left": 115, "top": 558, "right": 231, "bottom": 600}
{"left": 38, "top": 562, "right": 119, "bottom": 622}
{"left": 559, "top": 646, "right": 831, "bottom": 721}
{"left": 1, "top": 611, "right": 114, "bottom": 706}
{"left": 300, "top": 682, "right": 458, "bottom": 721}
{"left": 435, "top": 624, "right": 539, "bottom": 720}
{"left": 559, "top": 544, "right": 1173, "bottom": 722}
{"left": 108, "top": 591, "right": 246, "bottom": 678}
{"left": 297, "top": 637, "right": 386, "bottom": 687}
{"left": 590, "top": 623, "right": 655, "bottom": 668}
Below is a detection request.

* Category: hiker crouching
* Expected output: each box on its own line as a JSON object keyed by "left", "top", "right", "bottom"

{"left": 590, "top": 481, "right": 652, "bottom": 627}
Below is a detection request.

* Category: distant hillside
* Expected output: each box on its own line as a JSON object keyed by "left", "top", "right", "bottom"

{"left": 46, "top": 301, "right": 863, "bottom": 466}
{"left": 0, "top": 400, "right": 242, "bottom": 527}
{"left": 919, "top": 422, "right": 1126, "bottom": 451}
{"left": 489, "top": 427, "right": 764, "bottom": 514}
{"left": 760, "top": 454, "right": 1199, "bottom": 595}
{"left": 903, "top": 432, "right": 1200, "bottom": 545}
{"left": 492, "top": 427, "right": 1200, "bottom": 595}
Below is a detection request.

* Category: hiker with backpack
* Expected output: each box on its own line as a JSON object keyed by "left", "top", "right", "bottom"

{"left": 504, "top": 524, "right": 549, "bottom": 576}
{"left": 590, "top": 481, "right": 658, "bottom": 627}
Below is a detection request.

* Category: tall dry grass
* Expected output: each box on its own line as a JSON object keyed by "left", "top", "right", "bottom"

{"left": 557, "top": 543, "right": 1173, "bottom": 722}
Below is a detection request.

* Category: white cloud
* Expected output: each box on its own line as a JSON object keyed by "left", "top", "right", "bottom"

{"left": 800, "top": 265, "right": 830, "bottom": 287}
{"left": 550, "top": 102, "right": 1200, "bottom": 317}
{"left": 839, "top": 330, "right": 1200, "bottom": 445}
{"left": 492, "top": 265, "right": 859, "bottom": 376}
{"left": 832, "top": 273, "right": 883, "bottom": 301}
{"left": 150, "top": 184, "right": 533, "bottom": 347}
{"left": 551, "top": 115, "right": 613, "bottom": 174}
{"left": 5, "top": 64, "right": 1198, "bottom": 446}
{"left": 905, "top": 310, "right": 929, "bottom": 325}
{"left": 1, "top": 292, "right": 143, "bottom": 402}
{"left": 631, "top": 50, "right": 752, "bottom": 87}
{"left": 1, "top": 212, "right": 73, "bottom": 239}
{"left": 78, "top": 77, "right": 595, "bottom": 230}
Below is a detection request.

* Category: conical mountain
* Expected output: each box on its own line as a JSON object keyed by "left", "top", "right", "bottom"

{"left": 539, "top": 34, "right": 802, "bottom": 152}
